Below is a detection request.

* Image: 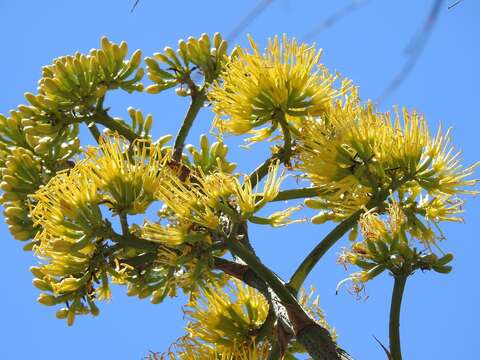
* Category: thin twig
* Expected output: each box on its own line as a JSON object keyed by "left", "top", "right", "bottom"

{"left": 131, "top": 0, "right": 141, "bottom": 12}
{"left": 373, "top": 335, "right": 393, "bottom": 360}
{"left": 448, "top": 0, "right": 463, "bottom": 9}
{"left": 378, "top": 0, "right": 445, "bottom": 104}
{"left": 303, "top": 0, "right": 370, "bottom": 41}
{"left": 226, "top": 0, "right": 275, "bottom": 42}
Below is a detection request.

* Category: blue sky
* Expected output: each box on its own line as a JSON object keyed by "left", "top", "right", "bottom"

{"left": 1, "top": 1, "right": 479, "bottom": 359}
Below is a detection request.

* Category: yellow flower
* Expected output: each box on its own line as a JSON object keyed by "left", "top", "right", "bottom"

{"left": 31, "top": 166, "right": 102, "bottom": 254}
{"left": 250, "top": 206, "right": 304, "bottom": 227}
{"left": 155, "top": 169, "right": 223, "bottom": 230}
{"left": 142, "top": 221, "right": 192, "bottom": 246}
{"left": 86, "top": 135, "right": 169, "bottom": 214}
{"left": 416, "top": 126, "right": 479, "bottom": 195}
{"left": 162, "top": 337, "right": 268, "bottom": 360}
{"left": 182, "top": 279, "right": 269, "bottom": 359}
{"left": 298, "top": 102, "right": 479, "bottom": 221}
{"left": 418, "top": 193, "right": 464, "bottom": 224}
{"left": 209, "top": 34, "right": 351, "bottom": 143}
{"left": 226, "top": 161, "right": 284, "bottom": 215}
{"left": 155, "top": 161, "right": 285, "bottom": 227}
{"left": 163, "top": 282, "right": 334, "bottom": 360}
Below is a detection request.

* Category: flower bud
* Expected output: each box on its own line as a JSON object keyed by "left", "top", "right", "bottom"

{"left": 37, "top": 293, "right": 57, "bottom": 306}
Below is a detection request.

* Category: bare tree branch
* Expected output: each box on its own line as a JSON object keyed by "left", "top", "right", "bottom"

{"left": 131, "top": 0, "right": 141, "bottom": 12}
{"left": 378, "top": 0, "right": 445, "bottom": 104}
{"left": 448, "top": 0, "right": 463, "bottom": 9}
{"left": 303, "top": 0, "right": 370, "bottom": 41}
{"left": 227, "top": 0, "right": 275, "bottom": 42}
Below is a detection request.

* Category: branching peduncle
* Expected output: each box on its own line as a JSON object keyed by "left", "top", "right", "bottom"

{"left": 288, "top": 179, "right": 411, "bottom": 294}
{"left": 94, "top": 110, "right": 139, "bottom": 142}
{"left": 99, "top": 221, "right": 159, "bottom": 253}
{"left": 87, "top": 122, "right": 102, "bottom": 142}
{"left": 172, "top": 86, "right": 207, "bottom": 161}
{"left": 288, "top": 210, "right": 362, "bottom": 293}
{"left": 248, "top": 111, "right": 294, "bottom": 190}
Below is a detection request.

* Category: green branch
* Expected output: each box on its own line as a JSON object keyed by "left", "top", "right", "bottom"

{"left": 277, "top": 112, "right": 292, "bottom": 164}
{"left": 272, "top": 187, "right": 321, "bottom": 202}
{"left": 172, "top": 87, "right": 207, "bottom": 161}
{"left": 248, "top": 113, "right": 294, "bottom": 189}
{"left": 288, "top": 210, "right": 362, "bottom": 292}
{"left": 93, "top": 110, "right": 139, "bottom": 142}
{"left": 87, "top": 122, "right": 102, "bottom": 143}
{"left": 224, "top": 225, "right": 346, "bottom": 360}
{"left": 100, "top": 221, "right": 159, "bottom": 253}
{"left": 288, "top": 180, "right": 409, "bottom": 293}
{"left": 389, "top": 275, "right": 407, "bottom": 360}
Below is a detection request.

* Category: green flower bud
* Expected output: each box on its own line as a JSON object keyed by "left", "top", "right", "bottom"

{"left": 37, "top": 293, "right": 58, "bottom": 306}
{"left": 55, "top": 308, "right": 69, "bottom": 319}
{"left": 32, "top": 279, "right": 52, "bottom": 291}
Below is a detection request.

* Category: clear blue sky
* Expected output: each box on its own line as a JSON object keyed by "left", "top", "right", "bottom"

{"left": 1, "top": 1, "right": 479, "bottom": 359}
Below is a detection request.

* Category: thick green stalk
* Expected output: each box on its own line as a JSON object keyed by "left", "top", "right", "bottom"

{"left": 94, "top": 110, "right": 139, "bottom": 142}
{"left": 289, "top": 211, "right": 362, "bottom": 292}
{"left": 272, "top": 187, "right": 321, "bottom": 202}
{"left": 225, "top": 232, "right": 295, "bottom": 310}
{"left": 172, "top": 88, "right": 206, "bottom": 161}
{"left": 289, "top": 184, "right": 401, "bottom": 293}
{"left": 225, "top": 231, "right": 344, "bottom": 360}
{"left": 389, "top": 275, "right": 407, "bottom": 360}
{"left": 100, "top": 222, "right": 159, "bottom": 253}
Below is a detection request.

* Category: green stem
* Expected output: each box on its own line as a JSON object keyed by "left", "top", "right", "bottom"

{"left": 248, "top": 113, "right": 293, "bottom": 189}
{"left": 289, "top": 184, "right": 401, "bottom": 293}
{"left": 101, "top": 222, "right": 159, "bottom": 253}
{"left": 289, "top": 210, "right": 362, "bottom": 292}
{"left": 224, "top": 227, "right": 343, "bottom": 360}
{"left": 271, "top": 187, "right": 321, "bottom": 202}
{"left": 172, "top": 88, "right": 206, "bottom": 161}
{"left": 277, "top": 112, "right": 292, "bottom": 164}
{"left": 87, "top": 122, "right": 102, "bottom": 143}
{"left": 389, "top": 275, "right": 407, "bottom": 360}
{"left": 249, "top": 155, "right": 277, "bottom": 189}
{"left": 225, "top": 229, "right": 294, "bottom": 307}
{"left": 94, "top": 110, "right": 139, "bottom": 142}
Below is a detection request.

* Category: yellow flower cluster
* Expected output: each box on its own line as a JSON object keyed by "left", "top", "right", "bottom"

{"left": 145, "top": 33, "right": 230, "bottom": 95}
{"left": 209, "top": 34, "right": 351, "bottom": 143}
{"left": 39, "top": 36, "right": 143, "bottom": 113}
{"left": 298, "top": 103, "right": 478, "bottom": 223}
{"left": 85, "top": 135, "right": 170, "bottom": 214}
{"left": 184, "top": 280, "right": 269, "bottom": 357}
{"left": 161, "top": 280, "right": 333, "bottom": 359}
{"left": 28, "top": 133, "right": 297, "bottom": 324}
{"left": 337, "top": 202, "right": 456, "bottom": 295}
{"left": 28, "top": 136, "right": 176, "bottom": 323}
{"left": 151, "top": 160, "right": 287, "bottom": 231}
{"left": 208, "top": 33, "right": 477, "bottom": 228}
